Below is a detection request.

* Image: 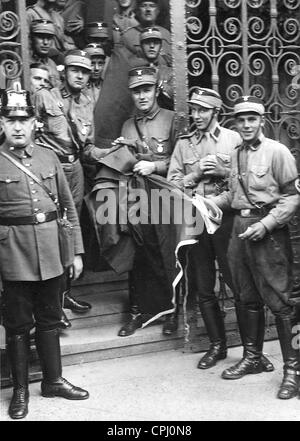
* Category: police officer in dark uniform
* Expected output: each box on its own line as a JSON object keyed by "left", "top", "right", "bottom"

{"left": 213, "top": 96, "right": 300, "bottom": 399}
{"left": 0, "top": 85, "right": 88, "bottom": 419}
{"left": 117, "top": 66, "right": 178, "bottom": 337}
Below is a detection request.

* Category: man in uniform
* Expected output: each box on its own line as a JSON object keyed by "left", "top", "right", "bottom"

{"left": 27, "top": 0, "right": 76, "bottom": 64}
{"left": 212, "top": 96, "right": 300, "bottom": 399}
{"left": 140, "top": 27, "right": 173, "bottom": 109}
{"left": 117, "top": 66, "right": 178, "bottom": 337}
{"left": 85, "top": 21, "right": 110, "bottom": 48}
{"left": 0, "top": 85, "right": 89, "bottom": 419}
{"left": 34, "top": 50, "right": 110, "bottom": 317}
{"left": 30, "top": 19, "right": 61, "bottom": 89}
{"left": 168, "top": 88, "right": 273, "bottom": 372}
{"left": 84, "top": 43, "right": 106, "bottom": 109}
{"left": 30, "top": 63, "right": 51, "bottom": 94}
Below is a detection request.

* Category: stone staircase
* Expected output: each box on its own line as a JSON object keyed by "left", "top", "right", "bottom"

{"left": 1, "top": 269, "right": 280, "bottom": 388}
{"left": 0, "top": 270, "right": 185, "bottom": 387}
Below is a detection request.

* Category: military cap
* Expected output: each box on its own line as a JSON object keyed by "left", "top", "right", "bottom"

{"left": 64, "top": 49, "right": 92, "bottom": 71}
{"left": 0, "top": 83, "right": 35, "bottom": 118}
{"left": 86, "top": 22, "right": 108, "bottom": 39}
{"left": 188, "top": 87, "right": 222, "bottom": 109}
{"left": 233, "top": 96, "right": 265, "bottom": 116}
{"left": 31, "top": 19, "right": 55, "bottom": 35}
{"left": 84, "top": 43, "right": 106, "bottom": 59}
{"left": 128, "top": 66, "right": 157, "bottom": 89}
{"left": 140, "top": 27, "right": 162, "bottom": 43}
{"left": 137, "top": 0, "right": 159, "bottom": 5}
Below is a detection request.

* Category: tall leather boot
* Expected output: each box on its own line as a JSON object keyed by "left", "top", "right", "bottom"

{"left": 222, "top": 308, "right": 263, "bottom": 379}
{"left": 118, "top": 273, "right": 142, "bottom": 337}
{"left": 235, "top": 303, "right": 274, "bottom": 372}
{"left": 197, "top": 300, "right": 227, "bottom": 369}
{"left": 276, "top": 315, "right": 300, "bottom": 399}
{"left": 7, "top": 333, "right": 30, "bottom": 419}
{"left": 35, "top": 328, "right": 89, "bottom": 400}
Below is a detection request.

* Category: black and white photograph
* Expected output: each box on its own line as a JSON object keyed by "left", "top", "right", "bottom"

{"left": 0, "top": 0, "right": 300, "bottom": 426}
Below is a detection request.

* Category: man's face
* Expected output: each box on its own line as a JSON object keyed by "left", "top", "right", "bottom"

{"left": 66, "top": 66, "right": 90, "bottom": 91}
{"left": 90, "top": 56, "right": 105, "bottom": 81}
{"left": 118, "top": 0, "right": 133, "bottom": 8}
{"left": 138, "top": 2, "right": 159, "bottom": 25}
{"left": 141, "top": 38, "right": 161, "bottom": 61}
{"left": 235, "top": 113, "right": 264, "bottom": 143}
{"left": 131, "top": 84, "right": 157, "bottom": 113}
{"left": 32, "top": 33, "right": 54, "bottom": 56}
{"left": 30, "top": 67, "right": 51, "bottom": 92}
{"left": 1, "top": 116, "right": 35, "bottom": 148}
{"left": 191, "top": 104, "right": 215, "bottom": 131}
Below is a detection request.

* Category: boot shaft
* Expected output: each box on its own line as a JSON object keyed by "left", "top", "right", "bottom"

{"left": 275, "top": 315, "right": 300, "bottom": 372}
{"left": 199, "top": 300, "right": 226, "bottom": 347}
{"left": 6, "top": 333, "right": 30, "bottom": 389}
{"left": 35, "top": 328, "right": 62, "bottom": 382}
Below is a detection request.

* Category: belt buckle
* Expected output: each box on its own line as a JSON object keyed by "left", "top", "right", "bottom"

{"left": 68, "top": 155, "right": 75, "bottom": 163}
{"left": 241, "top": 209, "right": 251, "bottom": 217}
{"left": 35, "top": 212, "right": 46, "bottom": 223}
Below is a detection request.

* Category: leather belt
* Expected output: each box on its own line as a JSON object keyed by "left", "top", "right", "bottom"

{"left": 234, "top": 206, "right": 274, "bottom": 217}
{"left": 0, "top": 211, "right": 58, "bottom": 225}
{"left": 58, "top": 153, "right": 79, "bottom": 163}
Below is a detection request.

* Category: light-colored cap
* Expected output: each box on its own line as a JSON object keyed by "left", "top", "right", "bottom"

{"left": 233, "top": 96, "right": 265, "bottom": 116}
{"left": 188, "top": 87, "right": 222, "bottom": 109}
{"left": 128, "top": 66, "right": 157, "bottom": 89}
{"left": 84, "top": 43, "right": 106, "bottom": 58}
{"left": 31, "top": 19, "right": 55, "bottom": 35}
{"left": 64, "top": 50, "right": 92, "bottom": 71}
{"left": 140, "top": 27, "right": 162, "bottom": 42}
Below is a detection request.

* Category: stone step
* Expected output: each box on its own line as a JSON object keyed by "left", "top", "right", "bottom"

{"left": 1, "top": 321, "right": 185, "bottom": 387}
{"left": 64, "top": 289, "right": 129, "bottom": 329}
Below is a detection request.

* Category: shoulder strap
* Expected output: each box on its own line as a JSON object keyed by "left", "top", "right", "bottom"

{"left": 0, "top": 151, "right": 59, "bottom": 206}
{"left": 236, "top": 148, "right": 260, "bottom": 208}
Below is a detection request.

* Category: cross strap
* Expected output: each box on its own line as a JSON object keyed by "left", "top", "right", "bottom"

{"left": 0, "top": 151, "right": 59, "bottom": 208}
{"left": 236, "top": 148, "right": 261, "bottom": 208}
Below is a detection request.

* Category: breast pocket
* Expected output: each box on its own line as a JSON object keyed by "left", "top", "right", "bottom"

{"left": 0, "top": 174, "right": 21, "bottom": 200}
{"left": 45, "top": 105, "right": 66, "bottom": 136}
{"left": 183, "top": 157, "right": 199, "bottom": 174}
{"left": 249, "top": 165, "right": 269, "bottom": 191}
{"left": 40, "top": 169, "right": 57, "bottom": 194}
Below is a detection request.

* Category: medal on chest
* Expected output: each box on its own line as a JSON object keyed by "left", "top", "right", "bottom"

{"left": 157, "top": 140, "right": 164, "bottom": 153}
{"left": 81, "top": 124, "right": 88, "bottom": 136}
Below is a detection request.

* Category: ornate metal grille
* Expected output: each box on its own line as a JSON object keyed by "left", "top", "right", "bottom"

{"left": 183, "top": 0, "right": 300, "bottom": 295}
{"left": 185, "top": 0, "right": 300, "bottom": 148}
{"left": 0, "top": 0, "right": 30, "bottom": 89}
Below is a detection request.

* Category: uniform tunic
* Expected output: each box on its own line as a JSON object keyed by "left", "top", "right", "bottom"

{"left": 34, "top": 84, "right": 109, "bottom": 213}
{"left": 34, "top": 84, "right": 106, "bottom": 163}
{"left": 168, "top": 123, "right": 241, "bottom": 303}
{"left": 121, "top": 103, "right": 177, "bottom": 176}
{"left": 0, "top": 143, "right": 83, "bottom": 281}
{"left": 213, "top": 134, "right": 300, "bottom": 314}
{"left": 27, "top": 4, "right": 76, "bottom": 53}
